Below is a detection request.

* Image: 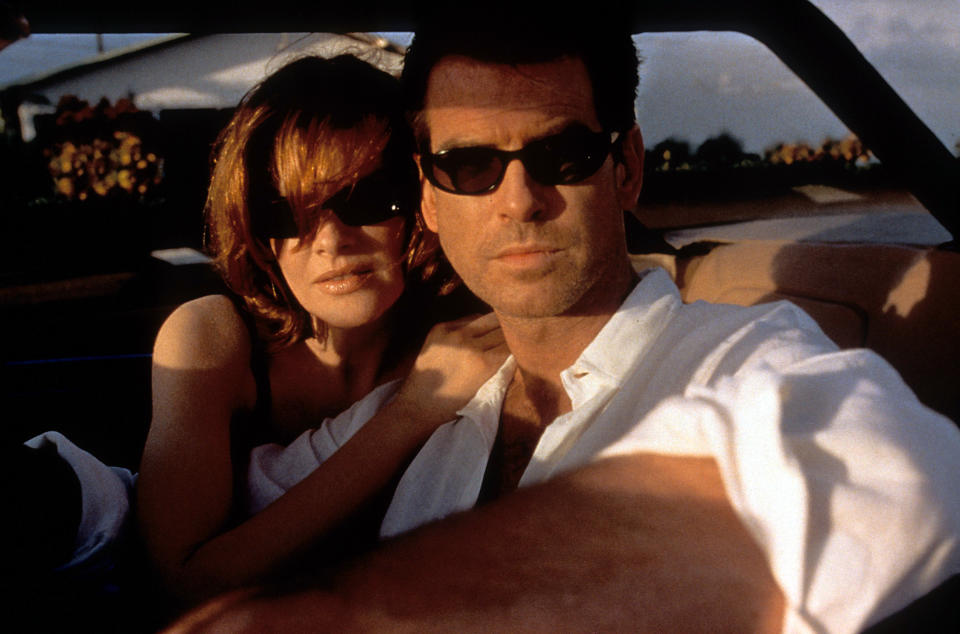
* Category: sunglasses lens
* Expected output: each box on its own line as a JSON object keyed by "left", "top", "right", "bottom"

{"left": 260, "top": 168, "right": 416, "bottom": 239}
{"left": 425, "top": 128, "right": 614, "bottom": 195}
{"left": 526, "top": 129, "right": 610, "bottom": 185}
{"left": 326, "top": 169, "right": 417, "bottom": 227}
{"left": 431, "top": 148, "right": 504, "bottom": 194}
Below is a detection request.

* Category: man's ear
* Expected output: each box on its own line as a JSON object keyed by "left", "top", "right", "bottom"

{"left": 615, "top": 126, "right": 644, "bottom": 211}
{"left": 416, "top": 154, "right": 440, "bottom": 233}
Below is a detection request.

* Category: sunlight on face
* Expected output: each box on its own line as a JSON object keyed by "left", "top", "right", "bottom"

{"left": 275, "top": 214, "right": 406, "bottom": 332}
{"left": 421, "top": 57, "right": 632, "bottom": 319}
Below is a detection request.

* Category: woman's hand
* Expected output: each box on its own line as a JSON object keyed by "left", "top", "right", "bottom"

{"left": 391, "top": 313, "right": 508, "bottom": 426}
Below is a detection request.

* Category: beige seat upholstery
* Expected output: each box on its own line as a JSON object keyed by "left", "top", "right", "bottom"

{"left": 632, "top": 241, "right": 960, "bottom": 422}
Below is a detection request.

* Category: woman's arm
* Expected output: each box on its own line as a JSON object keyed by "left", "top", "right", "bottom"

{"left": 137, "top": 295, "right": 260, "bottom": 601}
{"left": 138, "top": 305, "right": 506, "bottom": 605}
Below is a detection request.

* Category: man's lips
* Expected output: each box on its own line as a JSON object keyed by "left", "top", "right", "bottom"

{"left": 493, "top": 244, "right": 562, "bottom": 259}
{"left": 491, "top": 244, "right": 564, "bottom": 268}
{"left": 491, "top": 244, "right": 563, "bottom": 275}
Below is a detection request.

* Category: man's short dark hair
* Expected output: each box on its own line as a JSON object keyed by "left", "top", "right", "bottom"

{"left": 401, "top": 17, "right": 639, "bottom": 149}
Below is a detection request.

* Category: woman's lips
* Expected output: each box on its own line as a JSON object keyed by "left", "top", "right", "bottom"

{"left": 314, "top": 266, "right": 375, "bottom": 294}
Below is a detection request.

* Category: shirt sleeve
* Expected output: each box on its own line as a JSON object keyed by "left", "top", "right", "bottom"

{"left": 637, "top": 349, "right": 960, "bottom": 633}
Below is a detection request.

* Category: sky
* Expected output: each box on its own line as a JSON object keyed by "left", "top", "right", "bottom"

{"left": 633, "top": 0, "right": 960, "bottom": 154}
{"left": 1, "top": 1, "right": 958, "bottom": 155}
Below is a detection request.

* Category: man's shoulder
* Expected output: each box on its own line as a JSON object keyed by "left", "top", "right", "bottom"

{"left": 682, "top": 295, "right": 823, "bottom": 334}
{"left": 629, "top": 261, "right": 833, "bottom": 351}
{"left": 591, "top": 268, "right": 833, "bottom": 387}
{"left": 611, "top": 293, "right": 839, "bottom": 398}
{"left": 679, "top": 298, "right": 836, "bottom": 366}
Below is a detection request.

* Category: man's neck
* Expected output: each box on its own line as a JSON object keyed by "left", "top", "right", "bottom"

{"left": 481, "top": 298, "right": 631, "bottom": 501}
{"left": 497, "top": 265, "right": 639, "bottom": 390}
{"left": 499, "top": 311, "right": 614, "bottom": 385}
{"left": 480, "top": 264, "right": 638, "bottom": 500}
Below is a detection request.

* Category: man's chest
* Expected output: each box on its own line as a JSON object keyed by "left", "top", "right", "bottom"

{"left": 481, "top": 377, "right": 573, "bottom": 499}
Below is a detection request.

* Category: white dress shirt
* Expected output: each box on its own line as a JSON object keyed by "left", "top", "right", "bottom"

{"left": 379, "top": 267, "right": 960, "bottom": 634}
{"left": 247, "top": 267, "right": 960, "bottom": 633}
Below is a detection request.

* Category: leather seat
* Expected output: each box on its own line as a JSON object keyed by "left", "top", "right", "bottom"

{"left": 632, "top": 241, "right": 960, "bottom": 423}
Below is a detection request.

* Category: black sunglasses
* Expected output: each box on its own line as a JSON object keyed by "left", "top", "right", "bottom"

{"left": 259, "top": 166, "right": 419, "bottom": 239}
{"left": 420, "top": 126, "right": 621, "bottom": 196}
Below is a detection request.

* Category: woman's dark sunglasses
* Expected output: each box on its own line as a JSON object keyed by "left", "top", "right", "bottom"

{"left": 259, "top": 166, "right": 419, "bottom": 239}
{"left": 420, "top": 126, "right": 621, "bottom": 196}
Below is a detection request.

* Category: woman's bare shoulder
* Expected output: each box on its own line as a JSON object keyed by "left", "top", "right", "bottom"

{"left": 153, "top": 294, "right": 254, "bottom": 370}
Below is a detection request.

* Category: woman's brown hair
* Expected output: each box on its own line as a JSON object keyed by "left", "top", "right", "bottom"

{"left": 205, "top": 54, "right": 445, "bottom": 349}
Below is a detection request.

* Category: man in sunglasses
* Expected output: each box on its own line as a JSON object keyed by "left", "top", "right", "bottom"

{"left": 175, "top": 18, "right": 960, "bottom": 634}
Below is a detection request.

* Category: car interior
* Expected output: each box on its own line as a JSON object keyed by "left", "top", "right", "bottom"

{"left": 3, "top": 1, "right": 959, "bottom": 630}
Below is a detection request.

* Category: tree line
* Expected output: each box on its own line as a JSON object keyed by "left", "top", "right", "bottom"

{"left": 641, "top": 132, "right": 890, "bottom": 203}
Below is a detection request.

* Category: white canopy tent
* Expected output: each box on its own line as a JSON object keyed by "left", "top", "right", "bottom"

{"left": 4, "top": 32, "right": 404, "bottom": 141}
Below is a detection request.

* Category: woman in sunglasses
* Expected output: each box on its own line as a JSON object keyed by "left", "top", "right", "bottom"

{"left": 130, "top": 55, "right": 506, "bottom": 604}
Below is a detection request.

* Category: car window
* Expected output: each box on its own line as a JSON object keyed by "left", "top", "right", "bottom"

{"left": 634, "top": 31, "right": 850, "bottom": 163}
{"left": 810, "top": 0, "right": 960, "bottom": 157}
{"left": 628, "top": 4, "right": 958, "bottom": 247}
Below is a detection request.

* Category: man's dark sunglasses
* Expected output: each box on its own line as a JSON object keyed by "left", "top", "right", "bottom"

{"left": 260, "top": 166, "right": 419, "bottom": 239}
{"left": 420, "top": 126, "right": 621, "bottom": 196}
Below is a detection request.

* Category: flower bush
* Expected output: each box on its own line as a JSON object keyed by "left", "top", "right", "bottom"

{"left": 44, "top": 96, "right": 164, "bottom": 201}
{"left": 764, "top": 134, "right": 872, "bottom": 167}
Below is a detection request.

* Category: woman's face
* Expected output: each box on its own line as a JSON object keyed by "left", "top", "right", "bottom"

{"left": 274, "top": 192, "right": 408, "bottom": 334}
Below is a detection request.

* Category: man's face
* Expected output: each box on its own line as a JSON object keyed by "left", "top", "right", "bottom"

{"left": 418, "top": 56, "right": 641, "bottom": 320}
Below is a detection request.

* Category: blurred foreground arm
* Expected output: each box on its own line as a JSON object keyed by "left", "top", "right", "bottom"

{"left": 167, "top": 453, "right": 785, "bottom": 633}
